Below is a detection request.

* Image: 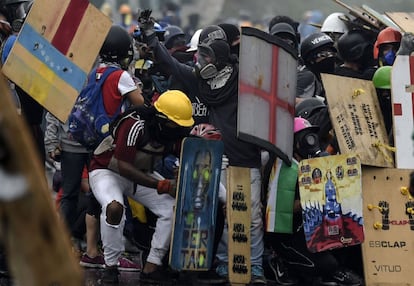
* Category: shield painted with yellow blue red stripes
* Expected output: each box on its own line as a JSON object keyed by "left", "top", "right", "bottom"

{"left": 2, "top": 0, "right": 112, "bottom": 122}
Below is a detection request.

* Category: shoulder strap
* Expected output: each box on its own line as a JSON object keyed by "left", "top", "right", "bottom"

{"left": 110, "top": 109, "right": 138, "bottom": 137}
{"left": 86, "top": 66, "right": 120, "bottom": 87}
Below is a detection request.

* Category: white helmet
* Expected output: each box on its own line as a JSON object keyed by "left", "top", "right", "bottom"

{"left": 186, "top": 29, "right": 202, "bottom": 52}
{"left": 321, "top": 12, "right": 349, "bottom": 34}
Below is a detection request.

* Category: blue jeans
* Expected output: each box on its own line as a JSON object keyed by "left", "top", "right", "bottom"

{"left": 216, "top": 167, "right": 264, "bottom": 266}
{"left": 60, "top": 151, "right": 90, "bottom": 236}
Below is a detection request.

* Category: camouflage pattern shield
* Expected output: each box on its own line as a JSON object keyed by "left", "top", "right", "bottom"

{"left": 238, "top": 27, "right": 297, "bottom": 164}
{"left": 2, "top": 0, "right": 112, "bottom": 122}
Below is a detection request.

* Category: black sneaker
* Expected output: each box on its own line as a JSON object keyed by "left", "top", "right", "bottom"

{"left": 196, "top": 268, "right": 228, "bottom": 284}
{"left": 0, "top": 253, "right": 9, "bottom": 278}
{"left": 139, "top": 267, "right": 176, "bottom": 285}
{"left": 101, "top": 266, "right": 119, "bottom": 284}
{"left": 316, "top": 269, "right": 362, "bottom": 286}
{"left": 264, "top": 254, "right": 298, "bottom": 286}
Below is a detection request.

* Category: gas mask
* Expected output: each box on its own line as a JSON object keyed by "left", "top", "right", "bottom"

{"left": 295, "top": 130, "right": 323, "bottom": 159}
{"left": 192, "top": 150, "right": 212, "bottom": 210}
{"left": 195, "top": 45, "right": 218, "bottom": 79}
{"left": 7, "top": 2, "right": 30, "bottom": 32}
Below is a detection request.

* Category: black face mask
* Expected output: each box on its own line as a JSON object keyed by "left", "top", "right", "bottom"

{"left": 154, "top": 123, "right": 190, "bottom": 145}
{"left": 295, "top": 131, "right": 322, "bottom": 158}
{"left": 310, "top": 56, "right": 336, "bottom": 74}
{"left": 230, "top": 44, "right": 240, "bottom": 56}
{"left": 172, "top": 50, "right": 194, "bottom": 64}
{"left": 360, "top": 46, "right": 375, "bottom": 69}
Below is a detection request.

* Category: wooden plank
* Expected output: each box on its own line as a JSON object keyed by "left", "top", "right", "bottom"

{"left": 0, "top": 71, "right": 82, "bottom": 285}
{"left": 227, "top": 166, "right": 251, "bottom": 285}
{"left": 332, "top": 0, "right": 382, "bottom": 30}
{"left": 385, "top": 12, "right": 414, "bottom": 33}
{"left": 361, "top": 167, "right": 414, "bottom": 285}
{"left": 321, "top": 73, "right": 393, "bottom": 168}
{"left": 361, "top": 5, "right": 401, "bottom": 31}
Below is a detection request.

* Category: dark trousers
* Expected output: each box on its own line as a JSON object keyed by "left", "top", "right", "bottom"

{"left": 266, "top": 230, "right": 339, "bottom": 279}
{"left": 60, "top": 151, "right": 90, "bottom": 237}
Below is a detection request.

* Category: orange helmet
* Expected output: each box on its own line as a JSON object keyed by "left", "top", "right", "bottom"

{"left": 373, "top": 27, "right": 402, "bottom": 59}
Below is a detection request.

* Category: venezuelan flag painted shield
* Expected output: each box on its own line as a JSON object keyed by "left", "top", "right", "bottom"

{"left": 237, "top": 27, "right": 298, "bottom": 165}
{"left": 2, "top": 0, "right": 112, "bottom": 122}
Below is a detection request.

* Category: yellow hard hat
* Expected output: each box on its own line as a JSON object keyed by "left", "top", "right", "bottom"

{"left": 154, "top": 90, "right": 195, "bottom": 127}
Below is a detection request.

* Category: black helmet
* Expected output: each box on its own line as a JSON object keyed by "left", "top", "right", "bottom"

{"left": 195, "top": 25, "right": 230, "bottom": 79}
{"left": 295, "top": 97, "right": 327, "bottom": 119}
{"left": 163, "top": 25, "right": 185, "bottom": 49}
{"left": 198, "top": 25, "right": 227, "bottom": 46}
{"left": 337, "top": 30, "right": 373, "bottom": 62}
{"left": 270, "top": 22, "right": 298, "bottom": 49}
{"left": 300, "top": 32, "right": 335, "bottom": 63}
{"left": 100, "top": 25, "right": 134, "bottom": 70}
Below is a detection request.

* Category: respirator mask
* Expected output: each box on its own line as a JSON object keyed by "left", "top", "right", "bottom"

{"left": 195, "top": 45, "right": 218, "bottom": 79}
{"left": 295, "top": 130, "right": 322, "bottom": 159}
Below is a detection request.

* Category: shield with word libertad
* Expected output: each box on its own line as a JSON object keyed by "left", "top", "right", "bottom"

{"left": 238, "top": 27, "right": 298, "bottom": 165}
{"left": 2, "top": 0, "right": 112, "bottom": 122}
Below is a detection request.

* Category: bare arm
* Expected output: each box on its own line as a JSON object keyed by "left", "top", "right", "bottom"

{"left": 126, "top": 86, "right": 144, "bottom": 107}
{"left": 117, "top": 159, "right": 158, "bottom": 189}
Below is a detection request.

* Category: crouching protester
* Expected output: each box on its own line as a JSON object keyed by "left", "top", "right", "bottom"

{"left": 265, "top": 118, "right": 363, "bottom": 286}
{"left": 88, "top": 90, "right": 194, "bottom": 284}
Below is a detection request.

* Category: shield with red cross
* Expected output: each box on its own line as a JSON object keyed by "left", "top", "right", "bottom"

{"left": 2, "top": 0, "right": 112, "bottom": 122}
{"left": 237, "top": 27, "right": 297, "bottom": 164}
{"left": 391, "top": 55, "right": 414, "bottom": 169}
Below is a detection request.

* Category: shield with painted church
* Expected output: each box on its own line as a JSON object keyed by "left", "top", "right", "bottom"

{"left": 2, "top": 0, "right": 112, "bottom": 122}
{"left": 237, "top": 27, "right": 298, "bottom": 164}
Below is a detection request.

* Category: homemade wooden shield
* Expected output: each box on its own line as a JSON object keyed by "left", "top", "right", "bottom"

{"left": 238, "top": 27, "right": 297, "bottom": 165}
{"left": 391, "top": 56, "right": 414, "bottom": 169}
{"left": 170, "top": 138, "right": 224, "bottom": 271}
{"left": 322, "top": 74, "right": 393, "bottom": 167}
{"left": 227, "top": 166, "right": 251, "bottom": 284}
{"left": 385, "top": 12, "right": 414, "bottom": 33}
{"left": 361, "top": 167, "right": 414, "bottom": 285}
{"left": 298, "top": 154, "right": 364, "bottom": 253}
{"left": 2, "top": 0, "right": 112, "bottom": 122}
